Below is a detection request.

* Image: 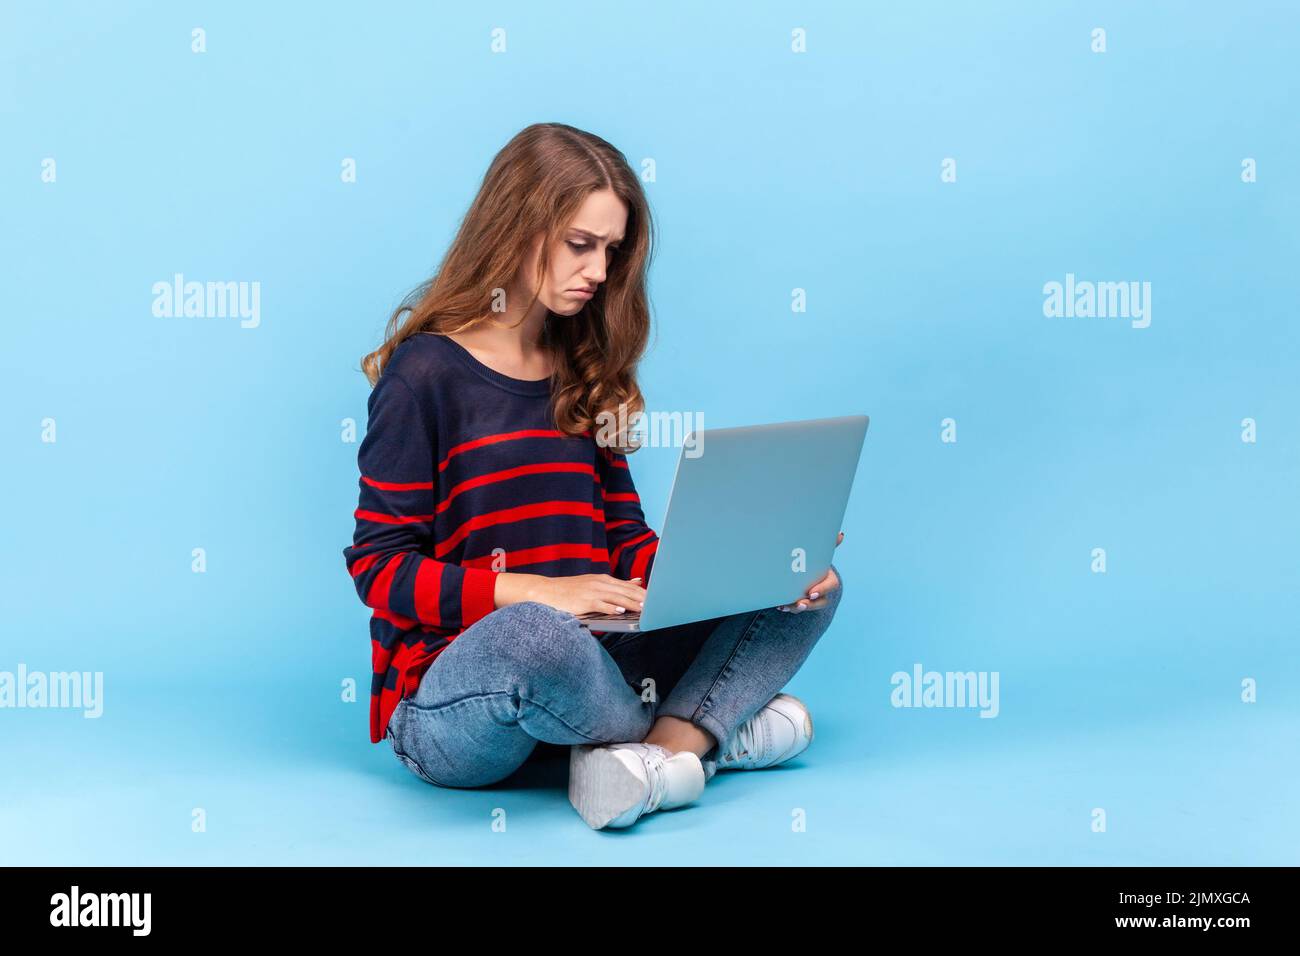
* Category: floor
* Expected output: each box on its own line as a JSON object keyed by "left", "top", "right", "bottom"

{"left": 3, "top": 674, "right": 1294, "bottom": 865}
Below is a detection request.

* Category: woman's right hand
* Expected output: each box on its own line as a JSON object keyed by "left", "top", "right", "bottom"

{"left": 494, "top": 572, "right": 647, "bottom": 616}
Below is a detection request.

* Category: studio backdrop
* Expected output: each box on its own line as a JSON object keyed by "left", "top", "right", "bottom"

{"left": 2, "top": 1, "right": 1296, "bottom": 864}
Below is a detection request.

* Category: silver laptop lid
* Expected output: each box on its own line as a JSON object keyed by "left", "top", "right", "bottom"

{"left": 638, "top": 414, "right": 868, "bottom": 631}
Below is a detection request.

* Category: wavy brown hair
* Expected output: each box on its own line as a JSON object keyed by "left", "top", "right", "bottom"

{"left": 359, "top": 122, "right": 657, "bottom": 452}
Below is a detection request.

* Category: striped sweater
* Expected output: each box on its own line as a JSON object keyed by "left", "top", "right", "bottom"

{"left": 342, "top": 331, "right": 660, "bottom": 743}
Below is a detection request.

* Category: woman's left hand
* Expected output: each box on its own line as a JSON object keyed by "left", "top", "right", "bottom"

{"left": 777, "top": 531, "right": 843, "bottom": 613}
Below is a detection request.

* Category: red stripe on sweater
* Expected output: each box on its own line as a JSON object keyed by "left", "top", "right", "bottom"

{"left": 610, "top": 530, "right": 656, "bottom": 567}
{"left": 435, "top": 501, "right": 603, "bottom": 557}
{"left": 438, "top": 427, "right": 595, "bottom": 472}
{"left": 413, "top": 559, "right": 443, "bottom": 626}
{"left": 362, "top": 475, "right": 435, "bottom": 492}
{"left": 354, "top": 508, "right": 435, "bottom": 525}
{"left": 437, "top": 462, "right": 597, "bottom": 514}
{"left": 348, "top": 550, "right": 383, "bottom": 576}
{"left": 366, "top": 552, "right": 406, "bottom": 611}
{"left": 390, "top": 638, "right": 441, "bottom": 698}
{"left": 372, "top": 605, "right": 418, "bottom": 630}
{"left": 439, "top": 429, "right": 572, "bottom": 472}
{"left": 460, "top": 567, "right": 498, "bottom": 624}
{"left": 629, "top": 538, "right": 658, "bottom": 582}
{"left": 460, "top": 543, "right": 610, "bottom": 570}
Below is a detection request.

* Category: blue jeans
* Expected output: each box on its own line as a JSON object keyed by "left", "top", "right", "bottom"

{"left": 386, "top": 564, "right": 844, "bottom": 788}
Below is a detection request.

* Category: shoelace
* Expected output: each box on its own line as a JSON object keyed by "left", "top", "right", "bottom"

{"left": 639, "top": 745, "right": 671, "bottom": 814}
{"left": 718, "top": 714, "right": 762, "bottom": 767}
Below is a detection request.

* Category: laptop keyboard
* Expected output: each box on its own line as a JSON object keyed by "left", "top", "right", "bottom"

{"left": 575, "top": 610, "right": 642, "bottom": 623}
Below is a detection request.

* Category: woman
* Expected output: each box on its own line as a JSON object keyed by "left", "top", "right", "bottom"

{"left": 343, "top": 122, "right": 844, "bottom": 829}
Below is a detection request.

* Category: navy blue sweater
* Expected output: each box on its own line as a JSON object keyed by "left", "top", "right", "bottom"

{"left": 342, "top": 332, "right": 659, "bottom": 742}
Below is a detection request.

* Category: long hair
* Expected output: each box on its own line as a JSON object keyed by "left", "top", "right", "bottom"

{"left": 359, "top": 123, "right": 657, "bottom": 451}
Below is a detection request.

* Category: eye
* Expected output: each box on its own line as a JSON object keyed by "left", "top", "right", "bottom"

{"left": 567, "top": 241, "right": 589, "bottom": 253}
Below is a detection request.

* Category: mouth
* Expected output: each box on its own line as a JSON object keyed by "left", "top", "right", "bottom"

{"left": 568, "top": 288, "right": 596, "bottom": 299}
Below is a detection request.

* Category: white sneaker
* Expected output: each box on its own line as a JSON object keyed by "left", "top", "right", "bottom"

{"left": 569, "top": 742, "right": 706, "bottom": 829}
{"left": 705, "top": 693, "right": 814, "bottom": 778}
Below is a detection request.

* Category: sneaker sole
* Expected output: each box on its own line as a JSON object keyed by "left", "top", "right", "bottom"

{"left": 568, "top": 746, "right": 646, "bottom": 830}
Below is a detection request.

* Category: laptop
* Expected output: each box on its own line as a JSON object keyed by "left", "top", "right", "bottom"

{"left": 575, "top": 414, "right": 869, "bottom": 633}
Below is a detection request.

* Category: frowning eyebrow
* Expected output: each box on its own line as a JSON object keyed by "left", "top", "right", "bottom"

{"left": 570, "top": 228, "right": 624, "bottom": 246}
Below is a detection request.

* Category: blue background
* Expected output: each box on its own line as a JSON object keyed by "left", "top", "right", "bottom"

{"left": 2, "top": 1, "right": 1296, "bottom": 864}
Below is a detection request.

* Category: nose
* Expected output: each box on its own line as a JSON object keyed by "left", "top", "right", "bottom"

{"left": 582, "top": 255, "right": 607, "bottom": 286}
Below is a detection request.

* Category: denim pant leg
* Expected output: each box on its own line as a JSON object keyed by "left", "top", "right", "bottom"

{"left": 631, "top": 563, "right": 845, "bottom": 757}
{"left": 386, "top": 601, "right": 655, "bottom": 789}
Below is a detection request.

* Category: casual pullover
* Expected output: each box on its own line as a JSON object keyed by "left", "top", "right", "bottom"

{"left": 342, "top": 332, "right": 660, "bottom": 743}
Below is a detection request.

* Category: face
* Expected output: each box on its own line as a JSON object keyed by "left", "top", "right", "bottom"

{"left": 520, "top": 188, "right": 628, "bottom": 316}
